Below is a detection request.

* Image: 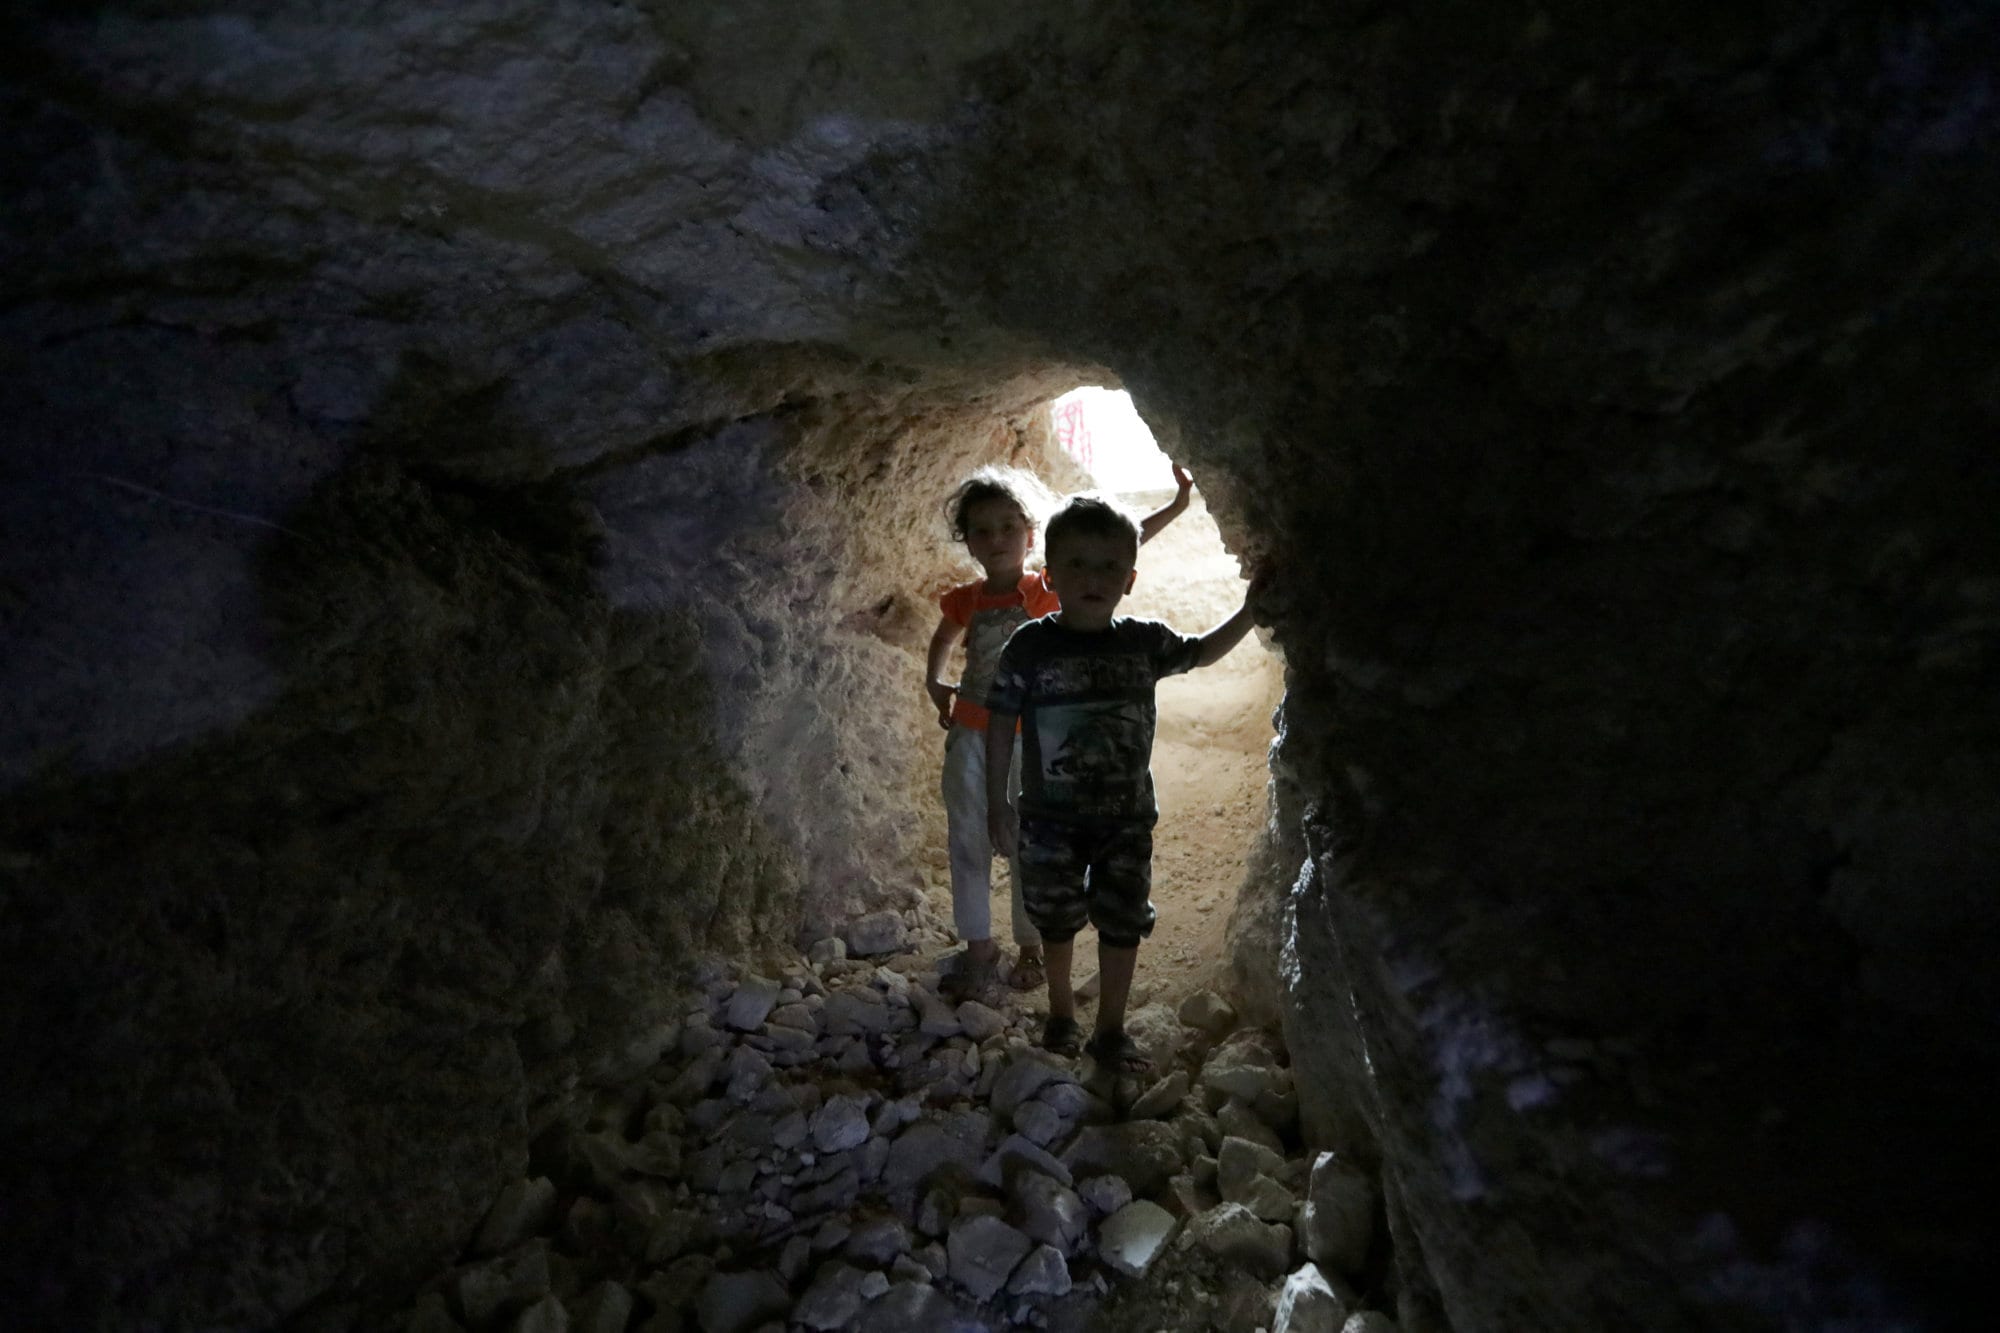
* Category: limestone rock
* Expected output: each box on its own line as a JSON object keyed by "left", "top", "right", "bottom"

{"left": 810, "top": 1094, "right": 871, "bottom": 1153}
{"left": 843, "top": 1216, "right": 910, "bottom": 1267}
{"left": 1060, "top": 1120, "right": 1185, "bottom": 1195}
{"left": 1076, "top": 1174, "right": 1133, "bottom": 1217}
{"left": 822, "top": 988, "right": 893, "bottom": 1036}
{"left": 1184, "top": 1202, "right": 1293, "bottom": 1277}
{"left": 1011, "top": 1098, "right": 1064, "bottom": 1147}
{"left": 977, "top": 1132, "right": 1073, "bottom": 1190}
{"left": 1274, "top": 1263, "right": 1350, "bottom": 1333}
{"left": 724, "top": 976, "right": 782, "bottom": 1032}
{"left": 1096, "top": 1199, "right": 1178, "bottom": 1279}
{"left": 807, "top": 938, "right": 847, "bottom": 967}
{"left": 1009, "top": 1170, "right": 1088, "bottom": 1255}
{"left": 473, "top": 1178, "right": 558, "bottom": 1256}
{"left": 1128, "top": 1069, "right": 1191, "bottom": 1120}
{"left": 945, "top": 1214, "right": 1033, "bottom": 1302}
{"left": 1301, "top": 1151, "right": 1376, "bottom": 1278}
{"left": 1342, "top": 1313, "right": 1400, "bottom": 1333}
{"left": 1007, "top": 1242, "right": 1072, "bottom": 1297}
{"left": 989, "top": 1056, "right": 1068, "bottom": 1118}
{"left": 955, "top": 1000, "right": 1006, "bottom": 1042}
{"left": 1216, "top": 1097, "right": 1285, "bottom": 1154}
{"left": 694, "top": 1270, "right": 790, "bottom": 1333}
{"left": 1178, "top": 989, "right": 1239, "bottom": 1037}
{"left": 844, "top": 912, "right": 907, "bottom": 958}
{"left": 793, "top": 1262, "right": 868, "bottom": 1330}
{"left": 851, "top": 1281, "right": 956, "bottom": 1333}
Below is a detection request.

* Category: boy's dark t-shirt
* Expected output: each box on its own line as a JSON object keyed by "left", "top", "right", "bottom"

{"left": 987, "top": 616, "right": 1201, "bottom": 825}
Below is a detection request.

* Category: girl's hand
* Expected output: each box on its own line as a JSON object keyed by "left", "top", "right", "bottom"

{"left": 988, "top": 801, "right": 1018, "bottom": 856}
{"left": 1171, "top": 462, "right": 1194, "bottom": 497}
{"left": 925, "top": 679, "right": 956, "bottom": 729}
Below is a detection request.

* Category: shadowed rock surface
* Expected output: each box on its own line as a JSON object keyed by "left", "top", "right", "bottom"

{"left": 3, "top": 2, "right": 1996, "bottom": 1329}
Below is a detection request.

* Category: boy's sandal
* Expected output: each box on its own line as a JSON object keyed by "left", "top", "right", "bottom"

{"left": 1042, "top": 1015, "right": 1083, "bottom": 1057}
{"left": 1010, "top": 952, "right": 1046, "bottom": 990}
{"left": 1084, "top": 1029, "right": 1152, "bottom": 1074}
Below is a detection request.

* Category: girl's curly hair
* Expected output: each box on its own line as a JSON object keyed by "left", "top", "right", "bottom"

{"left": 943, "top": 465, "right": 1055, "bottom": 542}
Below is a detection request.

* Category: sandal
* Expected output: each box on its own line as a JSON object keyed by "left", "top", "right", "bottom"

{"left": 1042, "top": 1014, "right": 1083, "bottom": 1057}
{"left": 1010, "top": 951, "right": 1046, "bottom": 991}
{"left": 1085, "top": 1028, "right": 1152, "bottom": 1074}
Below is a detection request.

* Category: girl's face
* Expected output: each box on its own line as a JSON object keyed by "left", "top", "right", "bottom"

{"left": 963, "top": 496, "right": 1034, "bottom": 579}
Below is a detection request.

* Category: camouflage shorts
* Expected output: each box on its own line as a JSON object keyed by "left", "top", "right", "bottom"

{"left": 1016, "top": 816, "right": 1156, "bottom": 948}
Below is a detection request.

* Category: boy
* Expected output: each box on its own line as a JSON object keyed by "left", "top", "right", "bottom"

{"left": 984, "top": 493, "right": 1258, "bottom": 1069}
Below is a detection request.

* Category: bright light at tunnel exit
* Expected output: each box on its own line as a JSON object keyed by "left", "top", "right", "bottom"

{"left": 1050, "top": 387, "right": 1176, "bottom": 494}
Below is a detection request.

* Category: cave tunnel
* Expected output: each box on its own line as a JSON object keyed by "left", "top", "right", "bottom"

{"left": 2, "top": 3, "right": 1997, "bottom": 1331}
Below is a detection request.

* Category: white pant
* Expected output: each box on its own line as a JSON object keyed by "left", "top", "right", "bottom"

{"left": 941, "top": 725, "right": 1038, "bottom": 948}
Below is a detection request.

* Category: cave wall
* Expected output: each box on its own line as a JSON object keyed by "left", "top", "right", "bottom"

{"left": 4, "top": 2, "right": 1998, "bottom": 1330}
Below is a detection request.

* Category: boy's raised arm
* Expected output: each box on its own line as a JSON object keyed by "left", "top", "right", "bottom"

{"left": 1138, "top": 462, "right": 1195, "bottom": 544}
{"left": 1190, "top": 570, "right": 1266, "bottom": 668}
{"left": 985, "top": 712, "right": 1019, "bottom": 855}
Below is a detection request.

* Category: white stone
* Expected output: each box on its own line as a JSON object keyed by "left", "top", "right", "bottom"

{"left": 1274, "top": 1262, "right": 1349, "bottom": 1333}
{"left": 1096, "top": 1199, "right": 1178, "bottom": 1278}
{"left": 977, "top": 1132, "right": 1073, "bottom": 1190}
{"left": 473, "top": 1177, "right": 557, "bottom": 1255}
{"left": 1216, "top": 1097, "right": 1286, "bottom": 1154}
{"left": 990, "top": 1056, "right": 1067, "bottom": 1117}
{"left": 1178, "top": 989, "right": 1239, "bottom": 1036}
{"left": 856, "top": 1269, "right": 892, "bottom": 1299}
{"left": 1076, "top": 1174, "right": 1133, "bottom": 1217}
{"left": 843, "top": 1215, "right": 910, "bottom": 1267}
{"left": 917, "top": 996, "right": 962, "bottom": 1037}
{"left": 1010, "top": 1171, "right": 1088, "bottom": 1255}
{"left": 724, "top": 975, "right": 782, "bottom": 1032}
{"left": 1007, "top": 1242, "right": 1072, "bottom": 1297}
{"left": 946, "top": 1214, "right": 1033, "bottom": 1302}
{"left": 845, "top": 911, "right": 907, "bottom": 957}
{"left": 1129, "top": 1069, "right": 1191, "bottom": 1119}
{"left": 810, "top": 1094, "right": 871, "bottom": 1153}
{"left": 723, "top": 1045, "right": 773, "bottom": 1102}
{"left": 1012, "top": 1099, "right": 1064, "bottom": 1147}
{"left": 793, "top": 1262, "right": 868, "bottom": 1330}
{"left": 1301, "top": 1151, "right": 1376, "bottom": 1278}
{"left": 822, "top": 988, "right": 893, "bottom": 1035}
{"left": 955, "top": 1000, "right": 1006, "bottom": 1042}
{"left": 1184, "top": 1202, "right": 1292, "bottom": 1277}
{"left": 808, "top": 937, "right": 847, "bottom": 966}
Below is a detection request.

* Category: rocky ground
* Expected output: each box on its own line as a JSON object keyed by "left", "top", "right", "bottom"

{"left": 385, "top": 908, "right": 1397, "bottom": 1333}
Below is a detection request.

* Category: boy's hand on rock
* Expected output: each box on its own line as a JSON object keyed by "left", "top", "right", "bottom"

{"left": 1171, "top": 462, "right": 1194, "bottom": 498}
{"left": 925, "top": 680, "right": 955, "bottom": 729}
{"left": 989, "top": 802, "right": 1018, "bottom": 857}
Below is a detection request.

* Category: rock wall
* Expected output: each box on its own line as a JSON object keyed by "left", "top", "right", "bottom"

{"left": 3, "top": 2, "right": 1996, "bottom": 1329}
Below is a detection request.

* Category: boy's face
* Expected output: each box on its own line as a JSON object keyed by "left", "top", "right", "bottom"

{"left": 1045, "top": 532, "right": 1138, "bottom": 630}
{"left": 963, "top": 496, "right": 1034, "bottom": 580}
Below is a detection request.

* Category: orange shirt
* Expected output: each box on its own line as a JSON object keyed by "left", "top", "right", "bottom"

{"left": 939, "top": 571, "right": 1060, "bottom": 731}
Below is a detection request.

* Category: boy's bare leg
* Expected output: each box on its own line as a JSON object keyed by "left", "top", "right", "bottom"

{"left": 1045, "top": 938, "right": 1077, "bottom": 1021}
{"left": 1093, "top": 942, "right": 1139, "bottom": 1038}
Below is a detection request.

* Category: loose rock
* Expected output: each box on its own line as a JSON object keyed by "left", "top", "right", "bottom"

{"left": 1301, "top": 1151, "right": 1377, "bottom": 1278}
{"left": 1274, "top": 1262, "right": 1350, "bottom": 1333}
{"left": 1096, "top": 1199, "right": 1179, "bottom": 1278}
{"left": 845, "top": 912, "right": 908, "bottom": 958}
{"left": 1184, "top": 1201, "right": 1293, "bottom": 1277}
{"left": 946, "top": 1214, "right": 1033, "bottom": 1302}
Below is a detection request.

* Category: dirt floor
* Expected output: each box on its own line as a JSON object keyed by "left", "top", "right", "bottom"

{"left": 925, "top": 488, "right": 1286, "bottom": 1015}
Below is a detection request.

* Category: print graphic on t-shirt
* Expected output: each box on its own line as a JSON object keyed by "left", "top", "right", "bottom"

{"left": 1037, "top": 701, "right": 1150, "bottom": 807}
{"left": 960, "top": 606, "right": 1029, "bottom": 709}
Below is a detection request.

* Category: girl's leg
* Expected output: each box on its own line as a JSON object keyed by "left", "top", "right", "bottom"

{"left": 940, "top": 727, "right": 994, "bottom": 950}
{"left": 1004, "top": 739, "right": 1044, "bottom": 984}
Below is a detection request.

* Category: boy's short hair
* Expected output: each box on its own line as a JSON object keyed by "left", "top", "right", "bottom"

{"left": 1044, "top": 492, "right": 1142, "bottom": 559}
{"left": 945, "top": 465, "right": 1050, "bottom": 542}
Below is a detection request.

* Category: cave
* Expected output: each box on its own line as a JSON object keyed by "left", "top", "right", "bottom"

{"left": 3, "top": 3, "right": 1996, "bottom": 1331}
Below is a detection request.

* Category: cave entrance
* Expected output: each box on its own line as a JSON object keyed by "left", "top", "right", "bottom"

{"left": 1007, "top": 387, "right": 1284, "bottom": 1006}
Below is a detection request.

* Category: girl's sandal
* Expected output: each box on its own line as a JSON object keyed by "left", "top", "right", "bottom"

{"left": 1085, "top": 1028, "right": 1153, "bottom": 1074}
{"left": 1042, "top": 1014, "right": 1083, "bottom": 1057}
{"left": 1010, "top": 951, "right": 1046, "bottom": 991}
